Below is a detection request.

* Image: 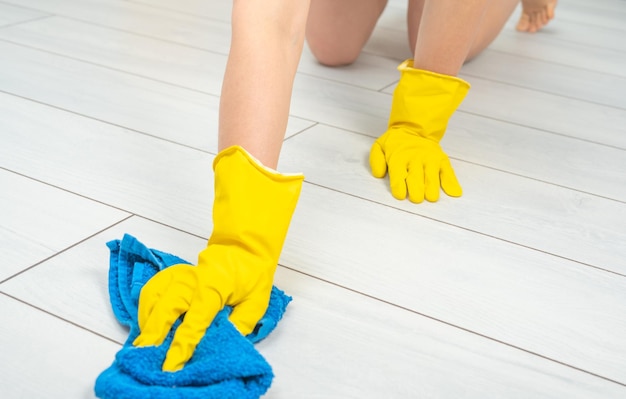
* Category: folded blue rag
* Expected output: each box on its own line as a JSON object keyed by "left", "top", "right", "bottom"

{"left": 94, "top": 234, "right": 291, "bottom": 399}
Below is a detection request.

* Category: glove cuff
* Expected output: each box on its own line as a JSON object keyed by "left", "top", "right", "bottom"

{"left": 207, "top": 145, "right": 304, "bottom": 266}
{"left": 388, "top": 59, "right": 470, "bottom": 142}
{"left": 397, "top": 59, "right": 470, "bottom": 91}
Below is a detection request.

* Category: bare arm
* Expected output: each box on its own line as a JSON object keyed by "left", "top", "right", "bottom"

{"left": 219, "top": 0, "right": 311, "bottom": 169}
{"left": 412, "top": 0, "right": 492, "bottom": 76}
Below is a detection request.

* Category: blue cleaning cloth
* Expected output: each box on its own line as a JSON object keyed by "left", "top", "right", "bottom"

{"left": 94, "top": 234, "right": 292, "bottom": 399}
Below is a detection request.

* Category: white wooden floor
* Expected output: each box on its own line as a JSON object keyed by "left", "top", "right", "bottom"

{"left": 1, "top": 0, "right": 626, "bottom": 397}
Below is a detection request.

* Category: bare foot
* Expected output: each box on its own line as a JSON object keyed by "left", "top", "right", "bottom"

{"left": 516, "top": 0, "right": 557, "bottom": 33}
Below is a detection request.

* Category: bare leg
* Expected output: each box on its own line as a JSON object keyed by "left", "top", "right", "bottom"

{"left": 516, "top": 0, "right": 557, "bottom": 33}
{"left": 306, "top": 0, "right": 388, "bottom": 66}
{"left": 219, "top": 0, "right": 311, "bottom": 169}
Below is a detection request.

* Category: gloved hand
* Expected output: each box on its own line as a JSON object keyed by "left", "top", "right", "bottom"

{"left": 133, "top": 146, "right": 303, "bottom": 372}
{"left": 370, "top": 60, "right": 470, "bottom": 203}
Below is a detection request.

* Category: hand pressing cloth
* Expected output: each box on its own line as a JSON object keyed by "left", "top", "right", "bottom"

{"left": 95, "top": 234, "right": 291, "bottom": 399}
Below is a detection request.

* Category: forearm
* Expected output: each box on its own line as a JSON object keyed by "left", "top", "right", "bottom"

{"left": 219, "top": 0, "right": 311, "bottom": 169}
{"left": 413, "top": 0, "right": 491, "bottom": 76}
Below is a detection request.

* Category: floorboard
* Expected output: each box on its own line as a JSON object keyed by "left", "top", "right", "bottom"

{"left": 0, "top": 169, "right": 128, "bottom": 282}
{"left": 1, "top": 0, "right": 625, "bottom": 397}
{"left": 281, "top": 124, "right": 626, "bottom": 273}
{"left": 3, "top": 217, "right": 625, "bottom": 398}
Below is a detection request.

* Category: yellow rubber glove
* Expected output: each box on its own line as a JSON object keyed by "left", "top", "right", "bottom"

{"left": 133, "top": 146, "right": 303, "bottom": 372}
{"left": 370, "top": 60, "right": 470, "bottom": 203}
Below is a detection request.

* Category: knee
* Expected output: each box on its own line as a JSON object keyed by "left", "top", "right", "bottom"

{"left": 306, "top": 34, "right": 360, "bottom": 67}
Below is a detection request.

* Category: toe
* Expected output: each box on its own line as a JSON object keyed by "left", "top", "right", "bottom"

{"left": 516, "top": 14, "right": 530, "bottom": 31}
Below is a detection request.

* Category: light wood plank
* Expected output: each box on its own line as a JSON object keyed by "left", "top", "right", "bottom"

{"left": 0, "top": 2, "right": 49, "bottom": 28}
{"left": 2, "top": 0, "right": 233, "bottom": 53}
{"left": 281, "top": 181, "right": 626, "bottom": 384}
{"left": 291, "top": 72, "right": 395, "bottom": 134}
{"left": 317, "top": 71, "right": 626, "bottom": 153}
{"left": 3, "top": 88, "right": 624, "bottom": 271}
{"left": 0, "top": 40, "right": 221, "bottom": 149}
{"left": 299, "top": 45, "right": 400, "bottom": 91}
{"left": 267, "top": 268, "right": 626, "bottom": 398}
{"left": 0, "top": 216, "right": 203, "bottom": 343}
{"left": 129, "top": 0, "right": 231, "bottom": 22}
{"left": 0, "top": 294, "right": 119, "bottom": 399}
{"left": 3, "top": 216, "right": 624, "bottom": 398}
{"left": 0, "top": 16, "right": 399, "bottom": 93}
{"left": 3, "top": 90, "right": 624, "bottom": 382}
{"left": 502, "top": 13, "right": 626, "bottom": 53}
{"left": 0, "top": 41, "right": 311, "bottom": 152}
{"left": 0, "top": 16, "right": 227, "bottom": 94}
{"left": 462, "top": 49, "right": 626, "bottom": 109}
{"left": 2, "top": 1, "right": 625, "bottom": 395}
{"left": 363, "top": 25, "right": 413, "bottom": 61}
{"left": 11, "top": 2, "right": 624, "bottom": 158}
{"left": 376, "top": 0, "right": 408, "bottom": 32}
{"left": 0, "top": 91, "right": 215, "bottom": 237}
{"left": 553, "top": 0, "right": 626, "bottom": 31}
{"left": 446, "top": 111, "right": 626, "bottom": 201}
{"left": 292, "top": 71, "right": 626, "bottom": 161}
{"left": 0, "top": 169, "right": 129, "bottom": 282}
{"left": 489, "top": 30, "right": 626, "bottom": 79}
{"left": 567, "top": 0, "right": 626, "bottom": 13}
{"left": 280, "top": 123, "right": 626, "bottom": 274}
{"left": 455, "top": 75, "right": 626, "bottom": 149}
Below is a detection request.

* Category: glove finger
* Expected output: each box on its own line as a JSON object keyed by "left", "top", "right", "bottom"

{"left": 135, "top": 267, "right": 172, "bottom": 332}
{"left": 228, "top": 294, "right": 271, "bottom": 336}
{"left": 135, "top": 264, "right": 193, "bottom": 329}
{"left": 162, "top": 288, "right": 223, "bottom": 372}
{"left": 424, "top": 160, "right": 441, "bottom": 202}
{"left": 440, "top": 158, "right": 463, "bottom": 198}
{"left": 406, "top": 161, "right": 425, "bottom": 204}
{"left": 133, "top": 266, "right": 197, "bottom": 347}
{"left": 388, "top": 161, "right": 408, "bottom": 200}
{"left": 369, "top": 142, "right": 388, "bottom": 178}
